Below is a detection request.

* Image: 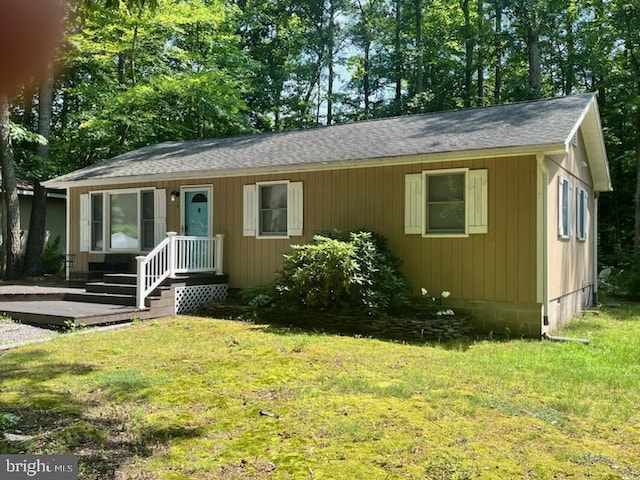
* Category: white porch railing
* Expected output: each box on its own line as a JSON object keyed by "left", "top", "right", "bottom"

{"left": 136, "top": 232, "right": 225, "bottom": 309}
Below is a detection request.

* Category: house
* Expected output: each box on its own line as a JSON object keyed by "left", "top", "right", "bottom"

{"left": 0, "top": 182, "right": 66, "bottom": 259}
{"left": 44, "top": 93, "right": 611, "bottom": 336}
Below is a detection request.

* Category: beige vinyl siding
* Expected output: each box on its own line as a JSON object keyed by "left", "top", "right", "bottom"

{"left": 67, "top": 155, "right": 539, "bottom": 333}
{"left": 547, "top": 130, "right": 595, "bottom": 308}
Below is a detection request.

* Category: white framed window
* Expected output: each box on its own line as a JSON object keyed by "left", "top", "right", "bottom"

{"left": 576, "top": 186, "right": 588, "bottom": 241}
{"left": 405, "top": 168, "right": 488, "bottom": 237}
{"left": 558, "top": 176, "right": 573, "bottom": 239}
{"left": 243, "top": 181, "right": 303, "bottom": 238}
{"left": 425, "top": 169, "right": 467, "bottom": 235}
{"left": 259, "top": 182, "right": 288, "bottom": 237}
{"left": 80, "top": 188, "right": 166, "bottom": 253}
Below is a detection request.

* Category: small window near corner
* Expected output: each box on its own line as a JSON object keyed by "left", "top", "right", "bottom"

{"left": 577, "top": 187, "right": 588, "bottom": 241}
{"left": 558, "top": 176, "right": 573, "bottom": 239}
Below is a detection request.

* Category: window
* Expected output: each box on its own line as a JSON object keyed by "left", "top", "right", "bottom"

{"left": 405, "top": 169, "right": 487, "bottom": 236}
{"left": 243, "top": 181, "right": 303, "bottom": 238}
{"left": 558, "top": 176, "right": 572, "bottom": 239}
{"left": 109, "top": 192, "right": 139, "bottom": 249}
{"left": 425, "top": 171, "right": 466, "bottom": 234}
{"left": 90, "top": 193, "right": 103, "bottom": 250}
{"left": 259, "top": 183, "right": 288, "bottom": 236}
{"left": 80, "top": 188, "right": 165, "bottom": 252}
{"left": 576, "top": 187, "right": 588, "bottom": 241}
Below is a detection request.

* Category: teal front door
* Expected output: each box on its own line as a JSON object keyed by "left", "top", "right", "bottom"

{"left": 183, "top": 188, "right": 211, "bottom": 237}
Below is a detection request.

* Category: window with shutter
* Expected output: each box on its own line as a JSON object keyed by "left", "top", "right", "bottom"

{"left": 243, "top": 181, "right": 304, "bottom": 238}
{"left": 576, "top": 186, "right": 588, "bottom": 241}
{"left": 558, "top": 176, "right": 573, "bottom": 239}
{"left": 404, "top": 168, "right": 488, "bottom": 236}
{"left": 85, "top": 188, "right": 165, "bottom": 252}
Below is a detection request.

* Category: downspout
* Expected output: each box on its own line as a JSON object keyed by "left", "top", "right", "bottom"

{"left": 536, "top": 154, "right": 550, "bottom": 332}
{"left": 593, "top": 192, "right": 599, "bottom": 305}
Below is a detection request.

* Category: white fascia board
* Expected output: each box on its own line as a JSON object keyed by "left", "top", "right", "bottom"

{"left": 564, "top": 96, "right": 612, "bottom": 193}
{"left": 44, "top": 143, "right": 567, "bottom": 189}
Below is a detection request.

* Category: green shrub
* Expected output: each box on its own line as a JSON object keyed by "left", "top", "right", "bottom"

{"left": 598, "top": 246, "right": 640, "bottom": 298}
{"left": 42, "top": 236, "right": 64, "bottom": 275}
{"left": 274, "top": 230, "right": 410, "bottom": 317}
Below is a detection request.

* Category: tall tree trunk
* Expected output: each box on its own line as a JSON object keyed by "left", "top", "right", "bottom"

{"left": 476, "top": 0, "right": 485, "bottom": 106}
{"left": 363, "top": 38, "right": 371, "bottom": 118}
{"left": 493, "top": 0, "right": 503, "bottom": 103}
{"left": 635, "top": 125, "right": 640, "bottom": 256}
{"left": 394, "top": 0, "right": 403, "bottom": 112}
{"left": 415, "top": 0, "right": 424, "bottom": 95}
{"left": 326, "top": 0, "right": 336, "bottom": 125}
{"left": 528, "top": 30, "right": 541, "bottom": 98}
{"left": 0, "top": 97, "right": 22, "bottom": 280}
{"left": 527, "top": 13, "right": 541, "bottom": 99}
{"left": 24, "top": 65, "right": 54, "bottom": 276}
{"left": 462, "top": 0, "right": 473, "bottom": 108}
{"left": 564, "top": 3, "right": 576, "bottom": 95}
{"left": 327, "top": 56, "right": 334, "bottom": 125}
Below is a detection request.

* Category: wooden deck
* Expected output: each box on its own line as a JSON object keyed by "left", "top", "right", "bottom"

{"left": 0, "top": 274, "right": 227, "bottom": 328}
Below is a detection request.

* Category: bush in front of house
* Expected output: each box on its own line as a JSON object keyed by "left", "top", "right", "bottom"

{"left": 273, "top": 230, "right": 410, "bottom": 317}
{"left": 42, "top": 236, "right": 65, "bottom": 275}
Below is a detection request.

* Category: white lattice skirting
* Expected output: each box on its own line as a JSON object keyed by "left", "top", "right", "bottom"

{"left": 175, "top": 284, "right": 228, "bottom": 314}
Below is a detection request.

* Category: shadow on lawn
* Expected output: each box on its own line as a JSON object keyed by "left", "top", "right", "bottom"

{"left": 0, "top": 349, "right": 204, "bottom": 479}
{"left": 254, "top": 322, "right": 480, "bottom": 352}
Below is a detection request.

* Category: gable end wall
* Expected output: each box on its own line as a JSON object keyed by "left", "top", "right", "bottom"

{"left": 545, "top": 129, "right": 596, "bottom": 331}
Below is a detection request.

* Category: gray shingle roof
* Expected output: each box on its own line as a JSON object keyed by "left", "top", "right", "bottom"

{"left": 47, "top": 94, "right": 598, "bottom": 186}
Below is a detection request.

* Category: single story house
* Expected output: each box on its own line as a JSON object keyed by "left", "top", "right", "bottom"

{"left": 44, "top": 93, "right": 611, "bottom": 336}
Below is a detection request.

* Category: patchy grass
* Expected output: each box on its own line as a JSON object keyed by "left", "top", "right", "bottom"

{"left": 0, "top": 308, "right": 639, "bottom": 479}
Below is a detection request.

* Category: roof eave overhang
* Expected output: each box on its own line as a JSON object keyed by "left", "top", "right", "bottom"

{"left": 43, "top": 143, "right": 568, "bottom": 190}
{"left": 564, "top": 95, "right": 612, "bottom": 193}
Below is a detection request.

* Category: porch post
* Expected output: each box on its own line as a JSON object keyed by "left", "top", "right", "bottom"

{"left": 167, "top": 231, "right": 177, "bottom": 278}
{"left": 136, "top": 255, "right": 146, "bottom": 309}
{"left": 215, "top": 234, "right": 225, "bottom": 275}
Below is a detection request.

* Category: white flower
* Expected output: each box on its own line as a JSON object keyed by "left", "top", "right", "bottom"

{"left": 436, "top": 309, "right": 455, "bottom": 316}
{"left": 421, "top": 288, "right": 428, "bottom": 296}
{"left": 441, "top": 290, "right": 451, "bottom": 299}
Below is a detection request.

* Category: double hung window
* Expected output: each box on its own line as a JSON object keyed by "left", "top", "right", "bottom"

{"left": 558, "top": 176, "right": 572, "bottom": 239}
{"left": 576, "top": 187, "right": 588, "bottom": 241}
{"left": 243, "top": 181, "right": 304, "bottom": 238}
{"left": 259, "top": 183, "right": 288, "bottom": 237}
{"left": 425, "top": 171, "right": 466, "bottom": 234}
{"left": 404, "top": 168, "right": 488, "bottom": 236}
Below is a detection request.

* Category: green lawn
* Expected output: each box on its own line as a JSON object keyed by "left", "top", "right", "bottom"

{"left": 1, "top": 306, "right": 639, "bottom": 479}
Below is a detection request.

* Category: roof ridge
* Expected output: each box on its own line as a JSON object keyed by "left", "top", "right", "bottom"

{"left": 146, "top": 93, "right": 597, "bottom": 148}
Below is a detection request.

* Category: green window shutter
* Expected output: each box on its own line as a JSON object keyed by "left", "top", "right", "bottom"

{"left": 243, "top": 184, "right": 257, "bottom": 236}
{"left": 287, "top": 181, "right": 304, "bottom": 236}
{"left": 468, "top": 169, "right": 488, "bottom": 234}
{"left": 79, "top": 193, "right": 90, "bottom": 252}
{"left": 404, "top": 173, "right": 423, "bottom": 234}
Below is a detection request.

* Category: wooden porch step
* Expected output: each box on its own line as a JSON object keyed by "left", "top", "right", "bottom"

{"left": 0, "top": 299, "right": 143, "bottom": 328}
{"left": 64, "top": 291, "right": 137, "bottom": 306}
{"left": 85, "top": 282, "right": 136, "bottom": 296}
{"left": 103, "top": 273, "right": 138, "bottom": 285}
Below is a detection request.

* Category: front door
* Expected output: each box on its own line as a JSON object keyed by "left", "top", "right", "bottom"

{"left": 182, "top": 186, "right": 212, "bottom": 237}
